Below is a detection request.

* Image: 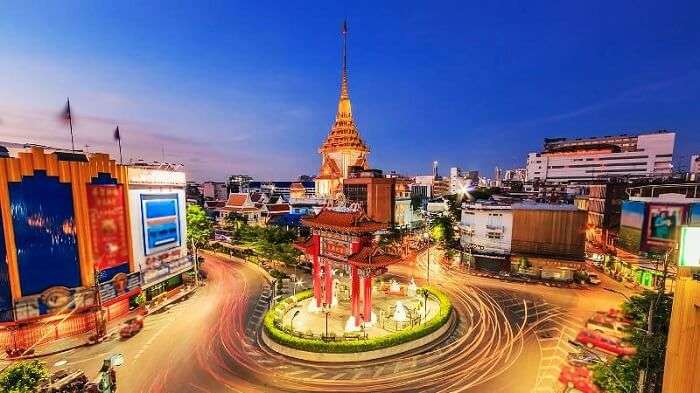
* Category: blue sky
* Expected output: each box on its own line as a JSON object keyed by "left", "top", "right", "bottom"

{"left": 0, "top": 1, "right": 699, "bottom": 181}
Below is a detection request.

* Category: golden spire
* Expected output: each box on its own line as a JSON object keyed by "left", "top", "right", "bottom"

{"left": 320, "top": 19, "right": 369, "bottom": 154}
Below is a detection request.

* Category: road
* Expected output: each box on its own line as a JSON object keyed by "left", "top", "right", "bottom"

{"left": 36, "top": 251, "right": 627, "bottom": 392}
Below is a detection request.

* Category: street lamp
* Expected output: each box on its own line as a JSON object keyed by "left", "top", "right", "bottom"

{"left": 422, "top": 290, "right": 429, "bottom": 323}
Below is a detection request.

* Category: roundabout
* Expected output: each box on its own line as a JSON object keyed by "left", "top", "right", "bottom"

{"left": 262, "top": 283, "right": 454, "bottom": 361}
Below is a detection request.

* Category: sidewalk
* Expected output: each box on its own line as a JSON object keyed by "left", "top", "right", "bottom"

{"left": 5, "top": 284, "right": 199, "bottom": 361}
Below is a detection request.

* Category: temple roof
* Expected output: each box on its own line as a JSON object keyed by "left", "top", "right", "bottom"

{"left": 348, "top": 245, "right": 402, "bottom": 268}
{"left": 301, "top": 209, "right": 386, "bottom": 233}
{"left": 318, "top": 23, "right": 369, "bottom": 155}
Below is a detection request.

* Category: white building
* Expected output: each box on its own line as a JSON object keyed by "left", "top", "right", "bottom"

{"left": 526, "top": 131, "right": 675, "bottom": 183}
{"left": 690, "top": 155, "right": 700, "bottom": 177}
{"left": 449, "top": 167, "right": 478, "bottom": 194}
{"left": 459, "top": 202, "right": 513, "bottom": 256}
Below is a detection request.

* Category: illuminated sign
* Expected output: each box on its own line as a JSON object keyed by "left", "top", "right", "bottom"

{"left": 87, "top": 185, "right": 129, "bottom": 270}
{"left": 678, "top": 226, "right": 700, "bottom": 268}
{"left": 141, "top": 193, "right": 182, "bottom": 255}
{"left": 128, "top": 167, "right": 186, "bottom": 186}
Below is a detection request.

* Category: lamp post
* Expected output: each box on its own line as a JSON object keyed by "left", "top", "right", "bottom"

{"left": 422, "top": 290, "right": 429, "bottom": 323}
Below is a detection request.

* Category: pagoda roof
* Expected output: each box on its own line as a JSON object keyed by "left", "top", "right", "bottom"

{"left": 348, "top": 245, "right": 401, "bottom": 268}
{"left": 301, "top": 209, "right": 386, "bottom": 233}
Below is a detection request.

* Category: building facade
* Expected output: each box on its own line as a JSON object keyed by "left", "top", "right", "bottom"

{"left": 343, "top": 169, "right": 395, "bottom": 226}
{"left": 526, "top": 131, "right": 675, "bottom": 183}
{"left": 201, "top": 181, "right": 228, "bottom": 201}
{"left": 459, "top": 203, "right": 513, "bottom": 257}
{"left": 0, "top": 146, "right": 141, "bottom": 349}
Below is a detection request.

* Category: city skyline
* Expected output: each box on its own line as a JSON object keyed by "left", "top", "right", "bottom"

{"left": 1, "top": 1, "right": 700, "bottom": 181}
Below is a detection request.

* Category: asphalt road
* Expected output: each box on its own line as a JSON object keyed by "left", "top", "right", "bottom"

{"left": 37, "top": 251, "right": 627, "bottom": 392}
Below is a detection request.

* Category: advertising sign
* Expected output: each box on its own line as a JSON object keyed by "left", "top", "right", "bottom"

{"left": 140, "top": 248, "right": 192, "bottom": 285}
{"left": 679, "top": 226, "right": 700, "bottom": 268}
{"left": 98, "top": 271, "right": 141, "bottom": 303}
{"left": 141, "top": 194, "right": 181, "bottom": 255}
{"left": 14, "top": 286, "right": 96, "bottom": 321}
{"left": 645, "top": 204, "right": 686, "bottom": 248}
{"left": 87, "top": 185, "right": 130, "bottom": 270}
{"left": 619, "top": 201, "right": 645, "bottom": 253}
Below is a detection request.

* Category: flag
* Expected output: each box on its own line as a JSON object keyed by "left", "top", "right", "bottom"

{"left": 60, "top": 98, "right": 72, "bottom": 124}
{"left": 113, "top": 126, "right": 121, "bottom": 141}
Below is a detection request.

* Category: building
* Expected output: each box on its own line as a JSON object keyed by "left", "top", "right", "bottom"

{"left": 449, "top": 167, "right": 478, "bottom": 195}
{"left": 0, "top": 145, "right": 142, "bottom": 349}
{"left": 459, "top": 202, "right": 513, "bottom": 271}
{"left": 290, "top": 182, "right": 307, "bottom": 199}
{"left": 247, "top": 181, "right": 315, "bottom": 199}
{"left": 343, "top": 168, "right": 395, "bottom": 226}
{"left": 201, "top": 181, "right": 228, "bottom": 201}
{"left": 222, "top": 193, "right": 262, "bottom": 223}
{"left": 511, "top": 203, "right": 587, "bottom": 261}
{"left": 315, "top": 26, "right": 370, "bottom": 199}
{"left": 584, "top": 182, "right": 628, "bottom": 247}
{"left": 689, "top": 155, "right": 700, "bottom": 181}
{"left": 126, "top": 164, "right": 192, "bottom": 303}
{"left": 526, "top": 131, "right": 675, "bottom": 183}
{"left": 227, "top": 174, "right": 253, "bottom": 194}
{"left": 615, "top": 186, "right": 700, "bottom": 290}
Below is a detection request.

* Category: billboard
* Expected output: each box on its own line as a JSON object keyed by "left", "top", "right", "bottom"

{"left": 689, "top": 203, "right": 700, "bottom": 225}
{"left": 645, "top": 204, "right": 686, "bottom": 248}
{"left": 618, "top": 200, "right": 645, "bottom": 253}
{"left": 679, "top": 226, "right": 700, "bottom": 268}
{"left": 98, "top": 271, "right": 141, "bottom": 303}
{"left": 141, "top": 193, "right": 181, "bottom": 255}
{"left": 87, "top": 185, "right": 129, "bottom": 270}
{"left": 14, "top": 286, "right": 96, "bottom": 321}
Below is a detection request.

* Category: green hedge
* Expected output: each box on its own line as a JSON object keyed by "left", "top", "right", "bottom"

{"left": 263, "top": 286, "right": 453, "bottom": 353}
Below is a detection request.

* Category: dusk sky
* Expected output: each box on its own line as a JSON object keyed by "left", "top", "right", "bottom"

{"left": 1, "top": 1, "right": 699, "bottom": 181}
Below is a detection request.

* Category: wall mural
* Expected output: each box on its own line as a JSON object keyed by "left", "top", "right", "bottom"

{"left": 9, "top": 171, "right": 81, "bottom": 296}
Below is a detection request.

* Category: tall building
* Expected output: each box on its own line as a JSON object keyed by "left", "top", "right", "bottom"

{"left": 227, "top": 174, "right": 253, "bottom": 194}
{"left": 449, "top": 167, "right": 478, "bottom": 194}
{"left": 201, "top": 181, "right": 228, "bottom": 201}
{"left": 526, "top": 131, "right": 675, "bottom": 183}
{"left": 343, "top": 168, "right": 395, "bottom": 226}
{"left": 315, "top": 23, "right": 370, "bottom": 199}
{"left": 690, "top": 154, "right": 700, "bottom": 178}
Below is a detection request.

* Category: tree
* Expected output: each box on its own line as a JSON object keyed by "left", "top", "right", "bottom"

{"left": 518, "top": 256, "right": 531, "bottom": 271}
{"left": 0, "top": 360, "right": 49, "bottom": 393}
{"left": 186, "top": 204, "right": 214, "bottom": 282}
{"left": 592, "top": 290, "right": 673, "bottom": 393}
{"left": 222, "top": 211, "right": 247, "bottom": 232}
{"left": 430, "top": 215, "right": 456, "bottom": 253}
{"left": 410, "top": 195, "right": 423, "bottom": 211}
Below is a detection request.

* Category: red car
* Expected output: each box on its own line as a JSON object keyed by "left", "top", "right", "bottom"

{"left": 119, "top": 316, "right": 144, "bottom": 338}
{"left": 576, "top": 329, "right": 636, "bottom": 357}
{"left": 558, "top": 366, "right": 600, "bottom": 393}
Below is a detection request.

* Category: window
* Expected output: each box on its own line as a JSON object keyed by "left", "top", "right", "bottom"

{"left": 487, "top": 232, "right": 502, "bottom": 240}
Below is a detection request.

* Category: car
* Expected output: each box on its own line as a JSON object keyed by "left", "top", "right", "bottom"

{"left": 576, "top": 329, "right": 636, "bottom": 357}
{"left": 586, "top": 314, "right": 629, "bottom": 338}
{"left": 558, "top": 366, "right": 600, "bottom": 393}
{"left": 588, "top": 273, "right": 601, "bottom": 285}
{"left": 119, "top": 316, "right": 144, "bottom": 338}
{"left": 567, "top": 351, "right": 601, "bottom": 367}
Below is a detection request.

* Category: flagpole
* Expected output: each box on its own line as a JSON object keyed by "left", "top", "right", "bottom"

{"left": 118, "top": 137, "right": 123, "bottom": 164}
{"left": 67, "top": 98, "right": 75, "bottom": 151}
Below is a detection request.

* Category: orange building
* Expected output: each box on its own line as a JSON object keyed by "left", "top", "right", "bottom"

{"left": 343, "top": 169, "right": 396, "bottom": 226}
{"left": 0, "top": 145, "right": 139, "bottom": 351}
{"left": 315, "top": 22, "right": 370, "bottom": 200}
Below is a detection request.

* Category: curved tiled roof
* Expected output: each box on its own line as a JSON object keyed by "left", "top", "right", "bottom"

{"left": 301, "top": 209, "right": 386, "bottom": 233}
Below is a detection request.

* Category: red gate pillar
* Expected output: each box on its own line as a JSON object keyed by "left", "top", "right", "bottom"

{"left": 324, "top": 260, "right": 333, "bottom": 306}
{"left": 351, "top": 266, "right": 360, "bottom": 326}
{"left": 312, "top": 233, "right": 322, "bottom": 307}
{"left": 363, "top": 276, "right": 373, "bottom": 324}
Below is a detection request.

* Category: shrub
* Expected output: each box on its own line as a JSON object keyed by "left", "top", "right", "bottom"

{"left": 0, "top": 360, "right": 49, "bottom": 393}
{"left": 263, "top": 287, "right": 453, "bottom": 353}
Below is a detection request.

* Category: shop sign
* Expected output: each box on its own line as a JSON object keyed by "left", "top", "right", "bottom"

{"left": 128, "top": 167, "right": 186, "bottom": 187}
{"left": 14, "top": 286, "right": 96, "bottom": 321}
{"left": 87, "top": 185, "right": 129, "bottom": 270}
{"left": 679, "top": 226, "right": 700, "bottom": 268}
{"left": 141, "top": 193, "right": 182, "bottom": 255}
{"left": 98, "top": 272, "right": 141, "bottom": 303}
{"left": 140, "top": 248, "right": 192, "bottom": 285}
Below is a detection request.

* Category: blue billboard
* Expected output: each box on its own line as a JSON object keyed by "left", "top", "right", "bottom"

{"left": 141, "top": 193, "right": 181, "bottom": 255}
{"left": 9, "top": 171, "right": 81, "bottom": 295}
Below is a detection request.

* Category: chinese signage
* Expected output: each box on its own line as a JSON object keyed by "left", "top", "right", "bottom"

{"left": 679, "top": 226, "right": 700, "bottom": 268}
{"left": 87, "top": 185, "right": 129, "bottom": 270}
{"left": 14, "top": 286, "right": 96, "bottom": 321}
{"left": 141, "top": 194, "right": 182, "bottom": 255}
{"left": 98, "top": 272, "right": 141, "bottom": 303}
{"left": 321, "top": 239, "right": 350, "bottom": 259}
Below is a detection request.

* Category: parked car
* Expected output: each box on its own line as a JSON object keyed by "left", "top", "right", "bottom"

{"left": 586, "top": 314, "right": 629, "bottom": 338}
{"left": 567, "top": 351, "right": 601, "bottom": 367}
{"left": 119, "top": 316, "right": 144, "bottom": 339}
{"left": 576, "top": 329, "right": 636, "bottom": 357}
{"left": 558, "top": 366, "right": 600, "bottom": 393}
{"left": 587, "top": 273, "right": 601, "bottom": 285}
